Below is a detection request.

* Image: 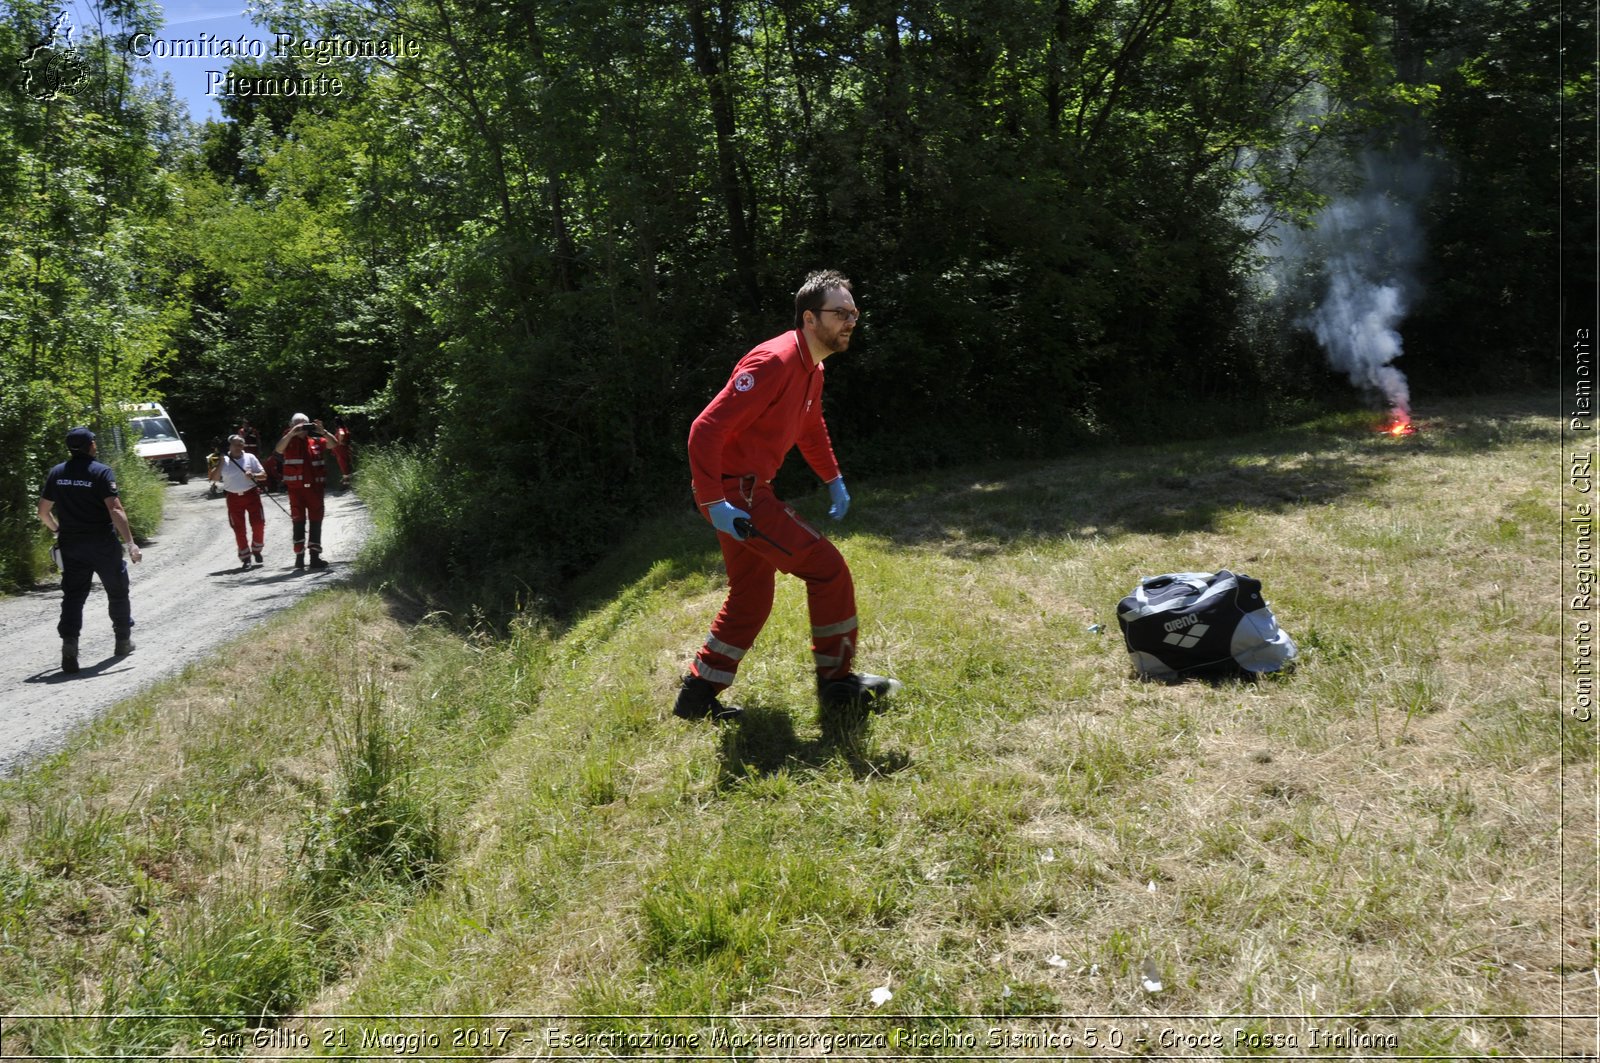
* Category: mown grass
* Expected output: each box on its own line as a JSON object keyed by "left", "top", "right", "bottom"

{"left": 0, "top": 393, "right": 1588, "bottom": 1059}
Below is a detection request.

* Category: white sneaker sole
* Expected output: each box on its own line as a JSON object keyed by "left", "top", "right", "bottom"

{"left": 856, "top": 674, "right": 903, "bottom": 700}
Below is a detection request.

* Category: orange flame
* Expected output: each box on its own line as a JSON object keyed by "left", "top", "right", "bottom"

{"left": 1384, "top": 418, "right": 1416, "bottom": 437}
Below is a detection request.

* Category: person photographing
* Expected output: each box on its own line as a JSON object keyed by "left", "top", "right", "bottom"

{"left": 212, "top": 434, "right": 268, "bottom": 569}
{"left": 37, "top": 427, "right": 141, "bottom": 674}
{"left": 274, "top": 413, "right": 336, "bottom": 570}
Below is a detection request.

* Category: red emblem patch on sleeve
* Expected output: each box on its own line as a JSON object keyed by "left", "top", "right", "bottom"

{"left": 734, "top": 372, "right": 756, "bottom": 392}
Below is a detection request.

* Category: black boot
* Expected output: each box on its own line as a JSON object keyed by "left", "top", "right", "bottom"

{"left": 308, "top": 520, "right": 328, "bottom": 568}
{"left": 113, "top": 630, "right": 135, "bottom": 656}
{"left": 61, "top": 638, "right": 79, "bottom": 674}
{"left": 817, "top": 673, "right": 903, "bottom": 715}
{"left": 673, "top": 674, "right": 743, "bottom": 722}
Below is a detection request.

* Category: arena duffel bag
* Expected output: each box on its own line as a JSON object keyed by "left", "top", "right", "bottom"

{"left": 1116, "top": 570, "right": 1297, "bottom": 681}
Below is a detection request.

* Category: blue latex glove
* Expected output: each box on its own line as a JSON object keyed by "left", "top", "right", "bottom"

{"left": 705, "top": 500, "right": 751, "bottom": 539}
{"left": 827, "top": 477, "right": 851, "bottom": 520}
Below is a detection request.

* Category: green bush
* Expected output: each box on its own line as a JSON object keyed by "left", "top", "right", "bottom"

{"left": 0, "top": 381, "right": 57, "bottom": 591}
{"left": 105, "top": 447, "right": 166, "bottom": 542}
{"left": 353, "top": 443, "right": 558, "bottom": 620}
{"left": 350, "top": 444, "right": 455, "bottom": 579}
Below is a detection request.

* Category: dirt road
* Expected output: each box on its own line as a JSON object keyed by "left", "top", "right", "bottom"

{"left": 0, "top": 482, "right": 372, "bottom": 775}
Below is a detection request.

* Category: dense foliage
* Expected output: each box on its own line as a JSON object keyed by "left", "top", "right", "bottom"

{"left": 0, "top": 0, "right": 188, "bottom": 586}
{"left": 0, "top": 0, "right": 1575, "bottom": 600}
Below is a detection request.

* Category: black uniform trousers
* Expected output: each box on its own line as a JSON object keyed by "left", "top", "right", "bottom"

{"left": 58, "top": 533, "right": 133, "bottom": 640}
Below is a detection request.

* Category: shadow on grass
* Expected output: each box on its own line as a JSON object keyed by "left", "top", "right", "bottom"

{"left": 849, "top": 394, "right": 1558, "bottom": 553}
{"left": 714, "top": 703, "right": 911, "bottom": 786}
{"left": 365, "top": 393, "right": 1557, "bottom": 633}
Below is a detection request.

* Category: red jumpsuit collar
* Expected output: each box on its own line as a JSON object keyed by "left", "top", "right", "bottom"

{"left": 795, "top": 329, "right": 819, "bottom": 369}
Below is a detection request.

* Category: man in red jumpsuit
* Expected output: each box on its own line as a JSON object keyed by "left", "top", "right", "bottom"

{"left": 274, "top": 413, "right": 337, "bottom": 570}
{"left": 675, "top": 269, "right": 902, "bottom": 724}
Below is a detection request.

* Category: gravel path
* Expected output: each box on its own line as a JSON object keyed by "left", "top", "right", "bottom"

{"left": 0, "top": 482, "right": 372, "bottom": 775}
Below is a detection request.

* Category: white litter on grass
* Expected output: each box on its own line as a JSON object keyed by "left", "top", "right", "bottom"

{"left": 870, "top": 985, "right": 893, "bottom": 1007}
{"left": 1040, "top": 848, "right": 1056, "bottom": 863}
{"left": 1141, "top": 958, "right": 1164, "bottom": 994}
{"left": 1147, "top": 880, "right": 1157, "bottom": 893}
{"left": 1046, "top": 955, "right": 1069, "bottom": 969}
{"left": 1001, "top": 985, "right": 1013, "bottom": 999}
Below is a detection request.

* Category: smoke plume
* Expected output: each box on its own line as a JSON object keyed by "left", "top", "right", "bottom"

{"left": 1298, "top": 153, "right": 1429, "bottom": 418}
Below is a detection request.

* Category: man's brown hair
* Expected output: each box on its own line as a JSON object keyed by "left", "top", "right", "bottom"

{"left": 794, "top": 269, "right": 852, "bottom": 330}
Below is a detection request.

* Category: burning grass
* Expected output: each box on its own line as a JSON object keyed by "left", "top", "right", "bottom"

{"left": 1382, "top": 415, "right": 1418, "bottom": 437}
{"left": 0, "top": 393, "right": 1587, "bottom": 1058}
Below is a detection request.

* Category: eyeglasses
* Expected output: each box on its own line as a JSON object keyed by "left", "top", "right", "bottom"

{"left": 816, "top": 307, "right": 861, "bottom": 323}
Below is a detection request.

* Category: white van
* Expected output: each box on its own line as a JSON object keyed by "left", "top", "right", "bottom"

{"left": 119, "top": 402, "right": 190, "bottom": 483}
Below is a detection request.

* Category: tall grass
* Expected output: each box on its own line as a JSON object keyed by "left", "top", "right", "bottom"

{"left": 294, "top": 680, "right": 447, "bottom": 902}
{"left": 350, "top": 445, "right": 443, "bottom": 570}
{"left": 105, "top": 445, "right": 166, "bottom": 541}
{"left": 352, "top": 444, "right": 545, "bottom": 620}
{"left": 0, "top": 593, "right": 497, "bottom": 1056}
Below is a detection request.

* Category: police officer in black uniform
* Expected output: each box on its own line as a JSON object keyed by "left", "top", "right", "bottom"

{"left": 36, "top": 427, "right": 142, "bottom": 674}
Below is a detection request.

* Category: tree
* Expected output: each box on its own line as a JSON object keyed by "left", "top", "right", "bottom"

{"left": 0, "top": 0, "right": 187, "bottom": 586}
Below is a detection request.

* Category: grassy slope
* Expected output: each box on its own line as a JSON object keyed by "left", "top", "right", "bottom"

{"left": 0, "top": 394, "right": 1589, "bottom": 1058}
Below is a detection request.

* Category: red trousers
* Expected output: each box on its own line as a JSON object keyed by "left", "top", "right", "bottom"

{"left": 226, "top": 488, "right": 266, "bottom": 560}
{"left": 285, "top": 483, "right": 326, "bottom": 556}
{"left": 692, "top": 479, "right": 857, "bottom": 690}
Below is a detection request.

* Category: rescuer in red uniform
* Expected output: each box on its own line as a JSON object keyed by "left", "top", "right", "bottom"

{"left": 212, "top": 433, "right": 267, "bottom": 568}
{"left": 675, "top": 269, "right": 902, "bottom": 724}
{"left": 274, "top": 413, "right": 337, "bottom": 569}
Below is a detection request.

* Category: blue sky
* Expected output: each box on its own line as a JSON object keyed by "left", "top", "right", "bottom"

{"left": 141, "top": 1, "right": 268, "bottom": 122}
{"left": 62, "top": 0, "right": 270, "bottom": 121}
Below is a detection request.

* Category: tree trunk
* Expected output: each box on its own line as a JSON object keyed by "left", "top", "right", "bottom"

{"left": 429, "top": 0, "right": 533, "bottom": 337}
{"left": 880, "top": 7, "right": 907, "bottom": 216}
{"left": 687, "top": 0, "right": 761, "bottom": 309}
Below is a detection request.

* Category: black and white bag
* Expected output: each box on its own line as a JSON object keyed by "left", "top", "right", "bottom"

{"left": 1117, "top": 570, "right": 1297, "bottom": 680}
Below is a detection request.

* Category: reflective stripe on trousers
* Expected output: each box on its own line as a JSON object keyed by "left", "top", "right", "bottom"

{"left": 691, "top": 479, "right": 858, "bottom": 689}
